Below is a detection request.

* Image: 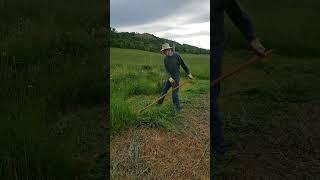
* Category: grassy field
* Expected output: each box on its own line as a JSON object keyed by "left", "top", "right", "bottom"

{"left": 213, "top": 50, "right": 320, "bottom": 179}
{"left": 110, "top": 48, "right": 210, "bottom": 134}
{"left": 110, "top": 47, "right": 210, "bottom": 178}
{"left": 111, "top": 47, "right": 320, "bottom": 178}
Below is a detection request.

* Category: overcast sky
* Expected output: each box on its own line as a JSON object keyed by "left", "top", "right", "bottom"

{"left": 110, "top": 0, "right": 210, "bottom": 50}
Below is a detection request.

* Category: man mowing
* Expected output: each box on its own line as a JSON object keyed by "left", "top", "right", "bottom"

{"left": 157, "top": 43, "right": 194, "bottom": 112}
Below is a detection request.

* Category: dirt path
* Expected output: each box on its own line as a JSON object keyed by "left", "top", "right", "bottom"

{"left": 111, "top": 93, "right": 210, "bottom": 179}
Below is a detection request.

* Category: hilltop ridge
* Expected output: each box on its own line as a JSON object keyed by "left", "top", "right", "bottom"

{"left": 110, "top": 27, "right": 210, "bottom": 54}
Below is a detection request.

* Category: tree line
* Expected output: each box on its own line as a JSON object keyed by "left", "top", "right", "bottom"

{"left": 110, "top": 27, "right": 209, "bottom": 54}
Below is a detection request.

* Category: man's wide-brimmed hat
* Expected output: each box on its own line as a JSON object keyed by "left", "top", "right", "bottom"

{"left": 160, "top": 43, "right": 173, "bottom": 52}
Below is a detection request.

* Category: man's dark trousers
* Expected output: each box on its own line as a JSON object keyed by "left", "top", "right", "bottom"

{"left": 159, "top": 76, "right": 181, "bottom": 111}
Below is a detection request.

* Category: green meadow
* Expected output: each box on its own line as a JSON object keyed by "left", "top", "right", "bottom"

{"left": 110, "top": 48, "right": 210, "bottom": 134}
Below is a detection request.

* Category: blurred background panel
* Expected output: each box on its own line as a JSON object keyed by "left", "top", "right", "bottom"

{"left": 0, "top": 0, "right": 109, "bottom": 179}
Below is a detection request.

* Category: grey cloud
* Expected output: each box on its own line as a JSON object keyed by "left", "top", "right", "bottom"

{"left": 181, "top": 12, "right": 210, "bottom": 24}
{"left": 161, "top": 30, "right": 210, "bottom": 39}
{"left": 117, "top": 24, "right": 175, "bottom": 34}
{"left": 111, "top": 0, "right": 209, "bottom": 28}
{"left": 111, "top": 0, "right": 193, "bottom": 27}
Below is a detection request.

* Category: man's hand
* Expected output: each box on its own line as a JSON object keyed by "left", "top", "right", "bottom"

{"left": 250, "top": 38, "right": 266, "bottom": 56}
{"left": 187, "top": 73, "right": 194, "bottom": 79}
{"left": 169, "top": 77, "right": 175, "bottom": 85}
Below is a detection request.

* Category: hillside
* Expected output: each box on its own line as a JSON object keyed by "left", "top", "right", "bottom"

{"left": 110, "top": 27, "right": 210, "bottom": 54}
